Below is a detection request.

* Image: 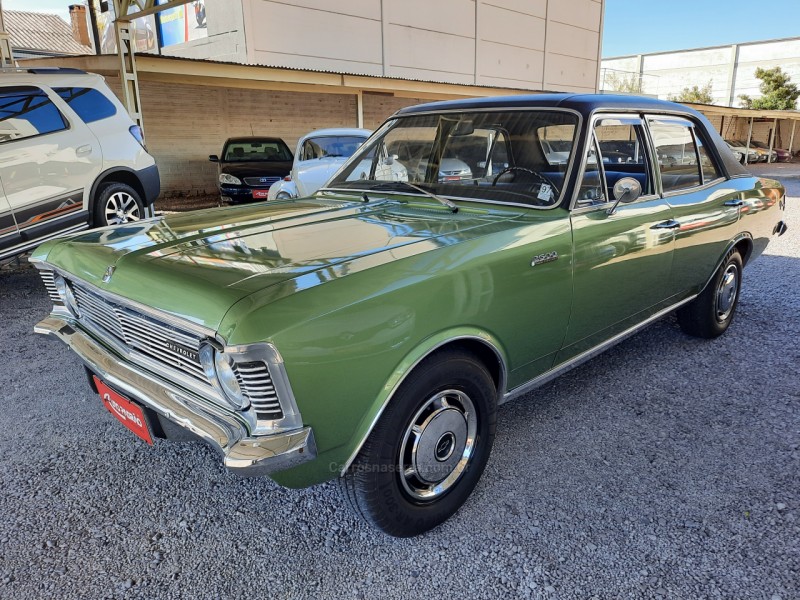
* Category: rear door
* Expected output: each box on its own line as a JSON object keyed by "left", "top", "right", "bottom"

{"left": 560, "top": 114, "right": 675, "bottom": 360}
{"left": 646, "top": 116, "right": 741, "bottom": 297}
{"left": 0, "top": 177, "right": 20, "bottom": 253}
{"left": 0, "top": 84, "right": 99, "bottom": 242}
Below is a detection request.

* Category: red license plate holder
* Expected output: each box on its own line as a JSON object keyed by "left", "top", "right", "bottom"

{"left": 252, "top": 189, "right": 269, "bottom": 199}
{"left": 94, "top": 376, "right": 154, "bottom": 445}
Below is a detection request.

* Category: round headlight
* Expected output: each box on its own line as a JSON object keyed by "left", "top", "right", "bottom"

{"left": 219, "top": 173, "right": 242, "bottom": 185}
{"left": 53, "top": 274, "right": 80, "bottom": 317}
{"left": 200, "top": 345, "right": 248, "bottom": 410}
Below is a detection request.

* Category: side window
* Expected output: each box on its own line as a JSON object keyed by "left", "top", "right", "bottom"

{"left": 0, "top": 86, "right": 67, "bottom": 143}
{"left": 648, "top": 118, "right": 701, "bottom": 192}
{"left": 53, "top": 87, "right": 117, "bottom": 124}
{"left": 579, "top": 116, "right": 653, "bottom": 204}
{"left": 694, "top": 131, "right": 722, "bottom": 183}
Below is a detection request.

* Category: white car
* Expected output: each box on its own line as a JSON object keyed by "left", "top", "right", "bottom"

{"left": 268, "top": 128, "right": 371, "bottom": 200}
{"left": 0, "top": 67, "right": 159, "bottom": 261}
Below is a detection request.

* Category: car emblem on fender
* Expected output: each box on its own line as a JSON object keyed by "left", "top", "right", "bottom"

{"left": 102, "top": 265, "right": 116, "bottom": 283}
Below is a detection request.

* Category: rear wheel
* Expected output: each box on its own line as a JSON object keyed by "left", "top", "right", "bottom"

{"left": 339, "top": 349, "right": 497, "bottom": 537}
{"left": 677, "top": 250, "right": 743, "bottom": 338}
{"left": 94, "top": 183, "right": 144, "bottom": 227}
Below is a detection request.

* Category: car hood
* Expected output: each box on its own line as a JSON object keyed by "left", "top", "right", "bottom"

{"left": 219, "top": 160, "right": 292, "bottom": 178}
{"left": 39, "top": 197, "right": 521, "bottom": 331}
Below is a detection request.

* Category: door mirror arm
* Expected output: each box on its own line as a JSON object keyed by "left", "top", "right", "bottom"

{"left": 607, "top": 177, "right": 642, "bottom": 215}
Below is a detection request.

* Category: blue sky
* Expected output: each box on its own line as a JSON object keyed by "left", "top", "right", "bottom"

{"left": 603, "top": 0, "right": 800, "bottom": 57}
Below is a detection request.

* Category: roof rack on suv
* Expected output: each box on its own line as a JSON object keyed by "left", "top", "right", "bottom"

{"left": 0, "top": 67, "right": 87, "bottom": 75}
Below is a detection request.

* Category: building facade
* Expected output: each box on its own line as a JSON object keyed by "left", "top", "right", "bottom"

{"left": 601, "top": 37, "right": 800, "bottom": 109}
{"left": 165, "top": 0, "right": 604, "bottom": 93}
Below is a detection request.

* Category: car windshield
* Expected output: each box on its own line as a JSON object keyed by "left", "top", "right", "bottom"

{"left": 223, "top": 140, "right": 292, "bottom": 162}
{"left": 301, "top": 136, "right": 367, "bottom": 160}
{"left": 325, "top": 110, "right": 579, "bottom": 207}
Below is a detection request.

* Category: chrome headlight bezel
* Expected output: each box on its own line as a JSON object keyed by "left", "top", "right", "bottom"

{"left": 53, "top": 274, "right": 80, "bottom": 317}
{"left": 219, "top": 173, "right": 242, "bottom": 185}
{"left": 200, "top": 344, "right": 249, "bottom": 410}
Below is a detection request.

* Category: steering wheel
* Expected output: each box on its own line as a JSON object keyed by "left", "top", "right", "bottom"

{"left": 491, "top": 166, "right": 559, "bottom": 197}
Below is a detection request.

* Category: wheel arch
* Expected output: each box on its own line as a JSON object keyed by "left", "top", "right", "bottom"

{"left": 88, "top": 167, "right": 148, "bottom": 226}
{"left": 338, "top": 329, "right": 508, "bottom": 476}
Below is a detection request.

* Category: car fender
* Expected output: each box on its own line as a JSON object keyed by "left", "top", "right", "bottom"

{"left": 267, "top": 178, "right": 297, "bottom": 200}
{"left": 335, "top": 326, "right": 509, "bottom": 477}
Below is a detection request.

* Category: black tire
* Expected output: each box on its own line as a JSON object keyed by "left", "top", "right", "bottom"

{"left": 339, "top": 349, "right": 497, "bottom": 537}
{"left": 677, "top": 250, "right": 743, "bottom": 339}
{"left": 94, "top": 182, "right": 144, "bottom": 227}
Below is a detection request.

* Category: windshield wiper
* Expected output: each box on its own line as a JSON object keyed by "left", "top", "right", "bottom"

{"left": 363, "top": 181, "right": 458, "bottom": 213}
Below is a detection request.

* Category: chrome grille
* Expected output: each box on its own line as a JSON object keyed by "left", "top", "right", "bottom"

{"left": 234, "top": 361, "right": 283, "bottom": 420}
{"left": 69, "top": 281, "right": 208, "bottom": 386}
{"left": 39, "top": 270, "right": 62, "bottom": 304}
{"left": 243, "top": 176, "right": 280, "bottom": 188}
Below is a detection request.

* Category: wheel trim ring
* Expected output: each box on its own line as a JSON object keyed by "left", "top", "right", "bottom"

{"left": 715, "top": 263, "right": 739, "bottom": 322}
{"left": 398, "top": 389, "right": 478, "bottom": 502}
{"left": 104, "top": 192, "right": 141, "bottom": 225}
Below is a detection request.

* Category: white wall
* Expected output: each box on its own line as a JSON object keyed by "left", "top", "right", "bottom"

{"left": 602, "top": 37, "right": 800, "bottom": 108}
{"left": 167, "top": 0, "right": 603, "bottom": 92}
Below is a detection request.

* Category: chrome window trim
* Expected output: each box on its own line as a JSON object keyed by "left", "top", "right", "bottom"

{"left": 323, "top": 107, "right": 583, "bottom": 211}
{"left": 570, "top": 112, "right": 659, "bottom": 210}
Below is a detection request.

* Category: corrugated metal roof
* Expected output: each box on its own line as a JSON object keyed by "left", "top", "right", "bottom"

{"left": 5, "top": 10, "right": 92, "bottom": 56}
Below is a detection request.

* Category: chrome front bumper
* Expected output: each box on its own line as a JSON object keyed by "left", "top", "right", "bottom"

{"left": 35, "top": 316, "right": 316, "bottom": 477}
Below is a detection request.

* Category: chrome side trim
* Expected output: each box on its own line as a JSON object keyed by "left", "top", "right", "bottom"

{"left": 35, "top": 315, "right": 315, "bottom": 477}
{"left": 339, "top": 334, "right": 508, "bottom": 476}
{"left": 0, "top": 222, "right": 88, "bottom": 261}
{"left": 501, "top": 294, "right": 697, "bottom": 404}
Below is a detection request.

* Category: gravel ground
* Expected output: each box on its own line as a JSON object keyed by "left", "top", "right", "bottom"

{"left": 0, "top": 186, "right": 798, "bottom": 599}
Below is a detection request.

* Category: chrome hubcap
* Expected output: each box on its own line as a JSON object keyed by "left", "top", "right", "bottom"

{"left": 399, "top": 389, "right": 477, "bottom": 501}
{"left": 715, "top": 264, "right": 739, "bottom": 322}
{"left": 104, "top": 192, "right": 140, "bottom": 225}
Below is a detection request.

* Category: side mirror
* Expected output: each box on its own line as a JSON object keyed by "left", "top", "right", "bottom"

{"left": 383, "top": 154, "right": 398, "bottom": 166}
{"left": 208, "top": 155, "right": 219, "bottom": 162}
{"left": 607, "top": 177, "right": 642, "bottom": 215}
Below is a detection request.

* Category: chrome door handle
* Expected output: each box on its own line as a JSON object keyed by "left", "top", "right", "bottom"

{"left": 76, "top": 144, "right": 92, "bottom": 156}
{"left": 651, "top": 219, "right": 680, "bottom": 230}
{"left": 723, "top": 199, "right": 744, "bottom": 207}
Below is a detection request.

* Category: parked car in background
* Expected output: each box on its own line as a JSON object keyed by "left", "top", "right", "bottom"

{"left": 726, "top": 140, "right": 762, "bottom": 164}
{"left": 0, "top": 67, "right": 159, "bottom": 261}
{"left": 32, "top": 94, "right": 787, "bottom": 537}
{"left": 725, "top": 143, "right": 745, "bottom": 165}
{"left": 749, "top": 140, "right": 791, "bottom": 163}
{"left": 210, "top": 137, "right": 293, "bottom": 203}
{"left": 268, "top": 128, "right": 371, "bottom": 200}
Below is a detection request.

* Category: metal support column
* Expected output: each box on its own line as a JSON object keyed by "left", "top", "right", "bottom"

{"left": 768, "top": 118, "right": 777, "bottom": 163}
{"left": 745, "top": 117, "right": 754, "bottom": 166}
{"left": 0, "top": 0, "right": 13, "bottom": 68}
{"left": 113, "top": 8, "right": 144, "bottom": 134}
{"left": 788, "top": 121, "right": 796, "bottom": 159}
{"left": 356, "top": 90, "right": 364, "bottom": 128}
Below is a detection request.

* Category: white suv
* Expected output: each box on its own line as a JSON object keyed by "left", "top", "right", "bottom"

{"left": 0, "top": 67, "right": 159, "bottom": 260}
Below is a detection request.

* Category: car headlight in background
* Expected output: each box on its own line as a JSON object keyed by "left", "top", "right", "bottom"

{"left": 53, "top": 274, "right": 80, "bottom": 317}
{"left": 200, "top": 344, "right": 249, "bottom": 410}
{"left": 219, "top": 173, "right": 242, "bottom": 185}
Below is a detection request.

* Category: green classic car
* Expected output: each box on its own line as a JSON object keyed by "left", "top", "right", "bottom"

{"left": 33, "top": 95, "right": 788, "bottom": 537}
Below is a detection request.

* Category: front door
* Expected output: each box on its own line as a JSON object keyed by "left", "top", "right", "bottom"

{"left": 560, "top": 115, "right": 675, "bottom": 361}
{"left": 0, "top": 177, "right": 20, "bottom": 254}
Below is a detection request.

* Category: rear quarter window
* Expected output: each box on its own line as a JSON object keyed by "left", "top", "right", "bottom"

{"left": 53, "top": 87, "right": 117, "bottom": 124}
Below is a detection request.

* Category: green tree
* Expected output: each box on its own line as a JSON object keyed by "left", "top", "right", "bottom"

{"left": 739, "top": 67, "right": 800, "bottom": 110}
{"left": 602, "top": 71, "right": 642, "bottom": 94}
{"left": 668, "top": 82, "right": 714, "bottom": 104}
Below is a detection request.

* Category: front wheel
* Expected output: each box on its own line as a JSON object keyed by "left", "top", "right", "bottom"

{"left": 94, "top": 183, "right": 144, "bottom": 227}
{"left": 339, "top": 349, "right": 497, "bottom": 537}
{"left": 677, "top": 250, "right": 743, "bottom": 338}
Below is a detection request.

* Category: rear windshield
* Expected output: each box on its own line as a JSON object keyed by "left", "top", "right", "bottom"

{"left": 223, "top": 140, "right": 292, "bottom": 162}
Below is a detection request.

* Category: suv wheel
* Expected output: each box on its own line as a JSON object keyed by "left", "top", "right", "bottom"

{"left": 95, "top": 183, "right": 144, "bottom": 226}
